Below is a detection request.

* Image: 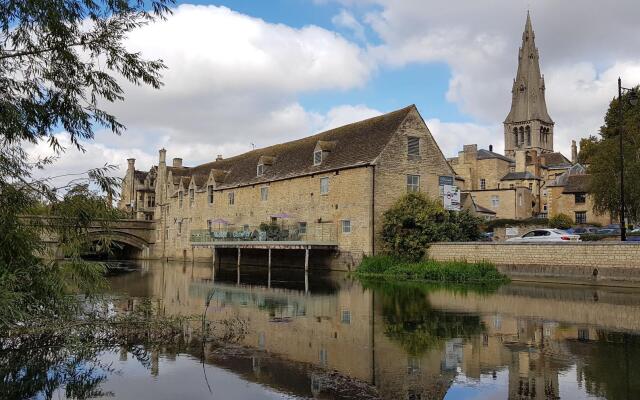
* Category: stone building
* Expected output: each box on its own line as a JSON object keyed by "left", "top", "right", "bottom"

{"left": 118, "top": 159, "right": 157, "bottom": 220}
{"left": 120, "top": 105, "right": 456, "bottom": 266}
{"left": 448, "top": 12, "right": 610, "bottom": 225}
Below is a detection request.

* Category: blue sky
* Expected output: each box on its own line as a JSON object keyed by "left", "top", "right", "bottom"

{"left": 30, "top": 0, "right": 640, "bottom": 177}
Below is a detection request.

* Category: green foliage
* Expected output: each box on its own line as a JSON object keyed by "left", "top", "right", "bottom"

{"left": 381, "top": 192, "right": 482, "bottom": 261}
{"left": 357, "top": 255, "right": 509, "bottom": 284}
{"left": 549, "top": 213, "right": 573, "bottom": 229}
{"left": 582, "top": 87, "right": 640, "bottom": 222}
{"left": 0, "top": 0, "right": 172, "bottom": 149}
{"left": 482, "top": 217, "right": 549, "bottom": 232}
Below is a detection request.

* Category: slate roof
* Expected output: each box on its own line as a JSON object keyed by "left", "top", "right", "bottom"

{"left": 476, "top": 149, "right": 515, "bottom": 163}
{"left": 540, "top": 152, "right": 571, "bottom": 168}
{"left": 134, "top": 170, "right": 148, "bottom": 180}
{"left": 475, "top": 203, "right": 497, "bottom": 215}
{"left": 501, "top": 171, "right": 540, "bottom": 181}
{"left": 167, "top": 105, "right": 415, "bottom": 190}
{"left": 562, "top": 174, "right": 590, "bottom": 194}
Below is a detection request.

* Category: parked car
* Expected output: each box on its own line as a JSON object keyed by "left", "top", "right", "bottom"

{"left": 507, "top": 229, "right": 581, "bottom": 242}
{"left": 479, "top": 232, "right": 494, "bottom": 242}
{"left": 596, "top": 228, "right": 620, "bottom": 235}
{"left": 567, "top": 226, "right": 599, "bottom": 235}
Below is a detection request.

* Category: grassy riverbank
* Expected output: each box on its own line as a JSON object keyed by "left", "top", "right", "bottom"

{"left": 356, "top": 255, "right": 509, "bottom": 284}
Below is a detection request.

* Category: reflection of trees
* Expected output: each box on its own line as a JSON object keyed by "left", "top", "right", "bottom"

{"left": 568, "top": 331, "right": 640, "bottom": 400}
{"left": 368, "top": 280, "right": 486, "bottom": 355}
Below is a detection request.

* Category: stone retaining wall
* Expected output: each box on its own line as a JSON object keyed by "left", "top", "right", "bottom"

{"left": 429, "top": 242, "right": 640, "bottom": 285}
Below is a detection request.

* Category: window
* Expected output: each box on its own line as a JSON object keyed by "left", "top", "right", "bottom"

{"left": 407, "top": 357, "right": 420, "bottom": 375}
{"left": 207, "top": 185, "right": 214, "bottom": 205}
{"left": 574, "top": 193, "right": 586, "bottom": 204}
{"left": 528, "top": 182, "right": 533, "bottom": 190}
{"left": 575, "top": 211, "right": 587, "bottom": 224}
{"left": 320, "top": 177, "right": 329, "bottom": 194}
{"left": 298, "top": 222, "right": 307, "bottom": 234}
{"left": 407, "top": 136, "right": 420, "bottom": 158}
{"left": 165, "top": 228, "right": 169, "bottom": 240}
{"left": 518, "top": 193, "right": 523, "bottom": 206}
{"left": 228, "top": 192, "right": 235, "bottom": 205}
{"left": 256, "top": 163, "right": 264, "bottom": 177}
{"left": 406, "top": 175, "right": 420, "bottom": 192}
{"left": 147, "top": 195, "right": 155, "bottom": 208}
{"left": 480, "top": 178, "right": 486, "bottom": 190}
{"left": 178, "top": 191, "right": 183, "bottom": 208}
{"left": 177, "top": 221, "right": 182, "bottom": 235}
{"left": 189, "top": 188, "right": 194, "bottom": 207}
{"left": 314, "top": 150, "right": 322, "bottom": 166}
{"left": 491, "top": 195, "right": 500, "bottom": 209}
{"left": 319, "top": 347, "right": 328, "bottom": 367}
{"left": 509, "top": 184, "right": 515, "bottom": 189}
{"left": 341, "top": 310, "right": 351, "bottom": 324}
{"left": 260, "top": 186, "right": 268, "bottom": 201}
{"left": 207, "top": 219, "right": 212, "bottom": 232}
{"left": 341, "top": 220, "right": 351, "bottom": 234}
{"left": 543, "top": 204, "right": 548, "bottom": 211}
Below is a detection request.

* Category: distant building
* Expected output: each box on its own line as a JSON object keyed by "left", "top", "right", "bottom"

{"left": 448, "top": 12, "right": 611, "bottom": 225}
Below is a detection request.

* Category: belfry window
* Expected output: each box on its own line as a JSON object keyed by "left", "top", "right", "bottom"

{"left": 407, "top": 137, "right": 420, "bottom": 159}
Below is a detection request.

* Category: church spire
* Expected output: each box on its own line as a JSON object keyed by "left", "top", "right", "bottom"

{"left": 503, "top": 12, "right": 554, "bottom": 158}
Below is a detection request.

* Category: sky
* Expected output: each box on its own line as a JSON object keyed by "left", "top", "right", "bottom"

{"left": 28, "top": 0, "right": 640, "bottom": 182}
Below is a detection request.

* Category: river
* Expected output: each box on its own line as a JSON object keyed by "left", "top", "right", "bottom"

{"left": 17, "top": 260, "right": 640, "bottom": 399}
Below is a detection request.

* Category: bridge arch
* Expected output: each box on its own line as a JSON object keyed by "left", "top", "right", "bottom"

{"left": 86, "top": 230, "right": 150, "bottom": 259}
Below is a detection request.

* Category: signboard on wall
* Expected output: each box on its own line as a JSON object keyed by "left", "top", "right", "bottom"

{"left": 506, "top": 227, "right": 519, "bottom": 237}
{"left": 439, "top": 176, "right": 454, "bottom": 187}
{"left": 443, "top": 185, "right": 461, "bottom": 211}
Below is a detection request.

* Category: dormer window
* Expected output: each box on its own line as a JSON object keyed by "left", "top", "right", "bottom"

{"left": 314, "top": 150, "right": 322, "bottom": 166}
{"left": 257, "top": 163, "right": 264, "bottom": 177}
{"left": 257, "top": 155, "right": 275, "bottom": 177}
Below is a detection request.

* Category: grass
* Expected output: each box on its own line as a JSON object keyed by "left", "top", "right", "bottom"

{"left": 355, "top": 255, "right": 509, "bottom": 284}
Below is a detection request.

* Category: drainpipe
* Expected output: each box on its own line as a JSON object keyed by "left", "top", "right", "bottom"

{"left": 370, "top": 165, "right": 376, "bottom": 255}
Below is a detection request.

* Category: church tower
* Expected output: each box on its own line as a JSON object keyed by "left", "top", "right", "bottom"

{"left": 504, "top": 12, "right": 554, "bottom": 158}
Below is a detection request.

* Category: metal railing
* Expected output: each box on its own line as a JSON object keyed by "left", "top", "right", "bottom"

{"left": 191, "top": 222, "right": 337, "bottom": 244}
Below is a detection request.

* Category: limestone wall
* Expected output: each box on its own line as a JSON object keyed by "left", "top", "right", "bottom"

{"left": 429, "top": 242, "right": 640, "bottom": 284}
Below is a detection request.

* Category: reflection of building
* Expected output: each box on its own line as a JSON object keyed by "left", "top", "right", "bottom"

{"left": 448, "top": 13, "right": 611, "bottom": 224}
{"left": 108, "top": 263, "right": 640, "bottom": 399}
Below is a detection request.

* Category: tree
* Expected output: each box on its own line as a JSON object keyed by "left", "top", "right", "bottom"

{"left": 549, "top": 213, "right": 573, "bottom": 229}
{"left": 381, "top": 193, "right": 482, "bottom": 261}
{"left": 0, "top": 0, "right": 171, "bottom": 327}
{"left": 581, "top": 87, "right": 640, "bottom": 222}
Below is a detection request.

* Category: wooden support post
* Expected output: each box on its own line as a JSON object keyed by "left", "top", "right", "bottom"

{"left": 268, "top": 248, "right": 272, "bottom": 289}
{"left": 211, "top": 247, "right": 216, "bottom": 281}
{"left": 304, "top": 246, "right": 309, "bottom": 272}
{"left": 237, "top": 247, "right": 241, "bottom": 285}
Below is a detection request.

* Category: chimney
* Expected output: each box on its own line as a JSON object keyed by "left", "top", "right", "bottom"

{"left": 462, "top": 144, "right": 478, "bottom": 163}
{"left": 571, "top": 140, "right": 578, "bottom": 163}
{"left": 172, "top": 158, "right": 182, "bottom": 168}
{"left": 489, "top": 144, "right": 493, "bottom": 152}
{"left": 127, "top": 158, "right": 135, "bottom": 171}
{"left": 216, "top": 154, "right": 223, "bottom": 161}
{"left": 159, "top": 148, "right": 166, "bottom": 165}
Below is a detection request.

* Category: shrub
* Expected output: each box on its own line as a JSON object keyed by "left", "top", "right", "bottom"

{"left": 381, "top": 193, "right": 482, "bottom": 261}
{"left": 483, "top": 217, "right": 549, "bottom": 232}
{"left": 549, "top": 213, "right": 573, "bottom": 229}
{"left": 357, "top": 255, "right": 508, "bottom": 284}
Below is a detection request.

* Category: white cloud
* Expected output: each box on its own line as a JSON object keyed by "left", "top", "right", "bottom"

{"left": 332, "top": 9, "right": 367, "bottom": 42}
{"left": 317, "top": 104, "right": 382, "bottom": 130}
{"left": 426, "top": 119, "right": 501, "bottom": 157}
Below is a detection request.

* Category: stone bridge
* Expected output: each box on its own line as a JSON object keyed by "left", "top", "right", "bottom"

{"left": 86, "top": 219, "right": 156, "bottom": 257}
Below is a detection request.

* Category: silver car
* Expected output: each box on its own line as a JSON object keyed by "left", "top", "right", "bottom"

{"left": 507, "top": 229, "right": 581, "bottom": 242}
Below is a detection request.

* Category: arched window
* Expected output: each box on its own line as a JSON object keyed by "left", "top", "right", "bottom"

{"left": 513, "top": 128, "right": 518, "bottom": 146}
{"left": 526, "top": 126, "right": 531, "bottom": 146}
{"left": 519, "top": 127, "right": 524, "bottom": 147}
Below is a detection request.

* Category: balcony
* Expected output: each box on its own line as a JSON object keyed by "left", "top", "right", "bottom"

{"left": 190, "top": 222, "right": 338, "bottom": 248}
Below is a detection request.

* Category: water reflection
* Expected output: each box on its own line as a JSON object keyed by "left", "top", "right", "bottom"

{"left": 104, "top": 261, "right": 640, "bottom": 399}
{"left": 8, "top": 260, "right": 640, "bottom": 399}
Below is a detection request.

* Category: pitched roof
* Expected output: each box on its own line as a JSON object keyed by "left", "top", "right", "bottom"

{"left": 168, "top": 105, "right": 415, "bottom": 189}
{"left": 547, "top": 163, "right": 587, "bottom": 187}
{"left": 501, "top": 171, "right": 540, "bottom": 180}
{"left": 476, "top": 149, "right": 515, "bottom": 163}
{"left": 562, "top": 174, "right": 590, "bottom": 193}
{"left": 540, "top": 152, "right": 571, "bottom": 168}
{"left": 475, "top": 203, "right": 497, "bottom": 215}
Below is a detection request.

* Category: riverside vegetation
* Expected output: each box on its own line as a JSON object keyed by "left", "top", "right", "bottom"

{"left": 357, "top": 193, "right": 509, "bottom": 284}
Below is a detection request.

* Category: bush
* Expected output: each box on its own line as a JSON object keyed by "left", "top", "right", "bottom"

{"left": 357, "top": 255, "right": 508, "bottom": 284}
{"left": 381, "top": 193, "right": 482, "bottom": 261}
{"left": 549, "top": 213, "right": 573, "bottom": 229}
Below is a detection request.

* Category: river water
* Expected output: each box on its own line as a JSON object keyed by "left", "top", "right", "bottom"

{"left": 26, "top": 260, "right": 640, "bottom": 399}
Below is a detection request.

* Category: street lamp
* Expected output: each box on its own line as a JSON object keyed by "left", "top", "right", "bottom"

{"left": 617, "top": 77, "right": 638, "bottom": 241}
